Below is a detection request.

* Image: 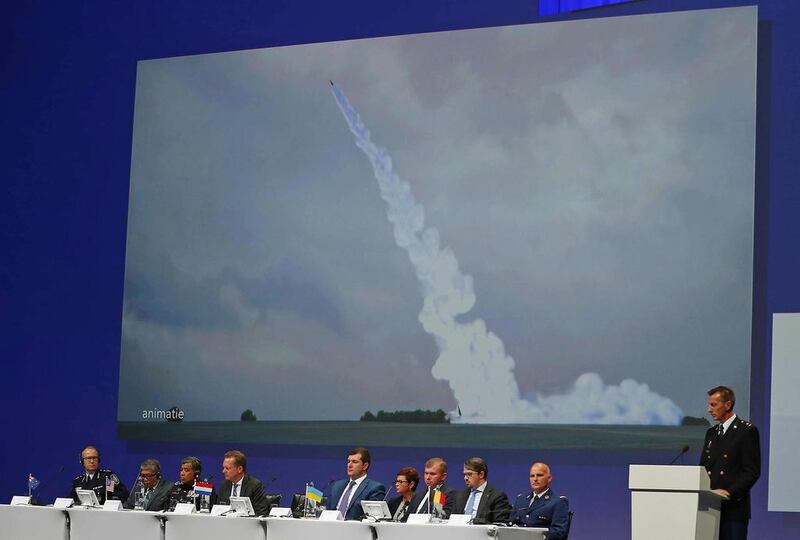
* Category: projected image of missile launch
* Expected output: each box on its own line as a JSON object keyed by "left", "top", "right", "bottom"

{"left": 118, "top": 7, "right": 756, "bottom": 446}
{"left": 330, "top": 81, "right": 682, "bottom": 425}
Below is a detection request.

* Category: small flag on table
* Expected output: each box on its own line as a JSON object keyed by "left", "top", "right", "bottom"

{"left": 433, "top": 490, "right": 445, "bottom": 506}
{"left": 28, "top": 474, "right": 40, "bottom": 491}
{"left": 305, "top": 485, "right": 324, "bottom": 504}
{"left": 195, "top": 481, "right": 213, "bottom": 496}
{"left": 105, "top": 476, "right": 115, "bottom": 493}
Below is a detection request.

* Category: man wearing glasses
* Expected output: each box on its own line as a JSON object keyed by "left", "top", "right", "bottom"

{"left": 453, "top": 457, "right": 511, "bottom": 524}
{"left": 124, "top": 458, "right": 172, "bottom": 511}
{"left": 70, "top": 446, "right": 129, "bottom": 504}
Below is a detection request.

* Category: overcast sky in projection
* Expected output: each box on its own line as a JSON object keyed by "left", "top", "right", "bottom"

{"left": 118, "top": 7, "right": 756, "bottom": 422}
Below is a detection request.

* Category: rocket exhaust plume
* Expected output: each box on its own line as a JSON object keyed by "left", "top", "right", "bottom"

{"left": 330, "top": 81, "right": 682, "bottom": 424}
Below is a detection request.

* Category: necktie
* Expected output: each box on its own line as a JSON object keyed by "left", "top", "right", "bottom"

{"left": 232, "top": 484, "right": 239, "bottom": 497}
{"left": 338, "top": 480, "right": 356, "bottom": 515}
{"left": 529, "top": 494, "right": 538, "bottom": 507}
{"left": 717, "top": 424, "right": 724, "bottom": 438}
{"left": 465, "top": 488, "right": 478, "bottom": 515}
{"left": 144, "top": 487, "right": 153, "bottom": 508}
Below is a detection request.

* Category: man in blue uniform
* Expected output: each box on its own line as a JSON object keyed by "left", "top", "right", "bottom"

{"left": 70, "top": 446, "right": 129, "bottom": 505}
{"left": 509, "top": 462, "right": 569, "bottom": 539}
{"left": 700, "top": 386, "right": 760, "bottom": 540}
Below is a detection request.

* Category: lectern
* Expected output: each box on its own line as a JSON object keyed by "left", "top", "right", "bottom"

{"left": 629, "top": 465, "right": 725, "bottom": 540}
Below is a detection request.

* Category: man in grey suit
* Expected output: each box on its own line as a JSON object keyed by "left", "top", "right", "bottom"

{"left": 124, "top": 458, "right": 172, "bottom": 511}
{"left": 453, "top": 457, "right": 511, "bottom": 524}
{"left": 217, "top": 449, "right": 270, "bottom": 516}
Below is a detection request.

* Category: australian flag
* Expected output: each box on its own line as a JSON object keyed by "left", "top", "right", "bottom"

{"left": 28, "top": 473, "right": 40, "bottom": 491}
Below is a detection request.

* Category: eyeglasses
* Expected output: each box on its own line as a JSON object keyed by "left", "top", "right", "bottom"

{"left": 140, "top": 472, "right": 157, "bottom": 478}
{"left": 394, "top": 480, "right": 409, "bottom": 484}
{"left": 463, "top": 471, "right": 477, "bottom": 477}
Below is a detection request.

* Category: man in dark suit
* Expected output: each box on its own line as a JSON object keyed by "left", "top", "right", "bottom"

{"left": 123, "top": 458, "right": 172, "bottom": 511}
{"left": 700, "top": 386, "right": 760, "bottom": 540}
{"left": 217, "top": 449, "right": 270, "bottom": 516}
{"left": 327, "top": 447, "right": 386, "bottom": 520}
{"left": 408, "top": 457, "right": 456, "bottom": 519}
{"left": 453, "top": 457, "right": 511, "bottom": 524}
{"left": 509, "top": 462, "right": 570, "bottom": 539}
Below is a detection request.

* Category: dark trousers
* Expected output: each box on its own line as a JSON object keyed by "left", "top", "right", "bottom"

{"left": 719, "top": 520, "right": 748, "bottom": 540}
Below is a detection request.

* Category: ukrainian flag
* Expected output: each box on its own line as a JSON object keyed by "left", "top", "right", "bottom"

{"left": 306, "top": 485, "right": 324, "bottom": 504}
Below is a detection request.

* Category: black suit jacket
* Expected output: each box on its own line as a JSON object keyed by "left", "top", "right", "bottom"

{"left": 408, "top": 483, "right": 457, "bottom": 518}
{"left": 700, "top": 416, "right": 761, "bottom": 522}
{"left": 387, "top": 495, "right": 412, "bottom": 522}
{"left": 217, "top": 474, "right": 270, "bottom": 516}
{"left": 453, "top": 484, "right": 511, "bottom": 524}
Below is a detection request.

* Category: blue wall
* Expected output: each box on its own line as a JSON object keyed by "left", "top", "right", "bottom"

{"left": 3, "top": 0, "right": 799, "bottom": 537}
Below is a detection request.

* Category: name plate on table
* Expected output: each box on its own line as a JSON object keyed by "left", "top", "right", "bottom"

{"left": 318, "top": 509, "right": 344, "bottom": 521}
{"left": 447, "top": 514, "right": 472, "bottom": 525}
{"left": 103, "top": 500, "right": 123, "bottom": 511}
{"left": 173, "top": 503, "right": 195, "bottom": 514}
{"left": 407, "top": 513, "right": 432, "bottom": 524}
{"left": 269, "top": 507, "right": 293, "bottom": 517}
{"left": 54, "top": 498, "right": 74, "bottom": 509}
{"left": 210, "top": 504, "right": 230, "bottom": 516}
{"left": 10, "top": 496, "right": 31, "bottom": 506}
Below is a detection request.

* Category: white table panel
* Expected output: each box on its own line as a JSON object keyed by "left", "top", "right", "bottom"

{"left": 67, "top": 508, "right": 164, "bottom": 540}
{"left": 265, "top": 517, "right": 373, "bottom": 540}
{"left": 0, "top": 505, "right": 68, "bottom": 540}
{"left": 165, "top": 513, "right": 265, "bottom": 540}
{"left": 373, "top": 521, "right": 547, "bottom": 540}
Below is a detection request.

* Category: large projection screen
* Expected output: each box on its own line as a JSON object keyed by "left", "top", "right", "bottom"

{"left": 118, "top": 6, "right": 757, "bottom": 448}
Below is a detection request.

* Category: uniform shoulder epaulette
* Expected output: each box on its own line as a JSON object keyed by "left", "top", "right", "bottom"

{"left": 99, "top": 469, "right": 121, "bottom": 483}
{"left": 73, "top": 474, "right": 85, "bottom": 482}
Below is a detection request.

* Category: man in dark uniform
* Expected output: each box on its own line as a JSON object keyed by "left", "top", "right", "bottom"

{"left": 700, "top": 386, "right": 760, "bottom": 540}
{"left": 167, "top": 456, "right": 217, "bottom": 511}
{"left": 509, "top": 462, "right": 570, "bottom": 539}
{"left": 453, "top": 457, "right": 511, "bottom": 524}
{"left": 70, "top": 446, "right": 129, "bottom": 505}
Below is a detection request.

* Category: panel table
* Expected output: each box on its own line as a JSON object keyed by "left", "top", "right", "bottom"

{"left": 67, "top": 507, "right": 164, "bottom": 540}
{"left": 0, "top": 504, "right": 69, "bottom": 540}
{"left": 165, "top": 512, "right": 265, "bottom": 540}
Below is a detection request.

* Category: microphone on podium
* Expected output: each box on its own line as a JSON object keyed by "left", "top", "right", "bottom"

{"left": 667, "top": 444, "right": 690, "bottom": 465}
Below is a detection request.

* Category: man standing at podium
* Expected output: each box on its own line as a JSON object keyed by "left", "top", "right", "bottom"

{"left": 700, "top": 386, "right": 760, "bottom": 540}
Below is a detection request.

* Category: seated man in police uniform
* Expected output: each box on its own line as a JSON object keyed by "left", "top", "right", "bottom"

{"left": 70, "top": 446, "right": 129, "bottom": 504}
{"left": 508, "top": 462, "right": 570, "bottom": 540}
{"left": 168, "top": 456, "right": 217, "bottom": 511}
{"left": 124, "top": 458, "right": 173, "bottom": 511}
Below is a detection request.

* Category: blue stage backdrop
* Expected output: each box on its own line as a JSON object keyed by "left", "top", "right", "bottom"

{"left": 3, "top": 1, "right": 800, "bottom": 538}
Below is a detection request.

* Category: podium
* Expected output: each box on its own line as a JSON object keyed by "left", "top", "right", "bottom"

{"left": 629, "top": 465, "right": 724, "bottom": 540}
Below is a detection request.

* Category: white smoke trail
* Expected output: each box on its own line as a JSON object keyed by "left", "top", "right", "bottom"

{"left": 329, "top": 82, "right": 682, "bottom": 424}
